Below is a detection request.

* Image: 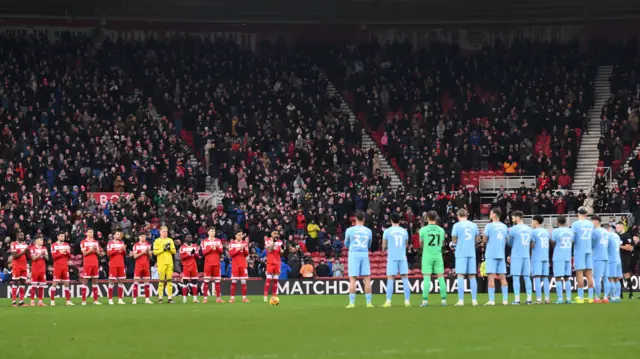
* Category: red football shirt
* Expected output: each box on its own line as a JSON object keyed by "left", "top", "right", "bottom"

{"left": 10, "top": 242, "right": 29, "bottom": 269}
{"left": 51, "top": 242, "right": 71, "bottom": 270}
{"left": 201, "top": 238, "right": 223, "bottom": 266}
{"left": 28, "top": 245, "right": 47, "bottom": 273}
{"left": 229, "top": 241, "right": 248, "bottom": 267}
{"left": 265, "top": 238, "right": 283, "bottom": 266}
{"left": 133, "top": 242, "right": 152, "bottom": 269}
{"left": 107, "top": 239, "right": 126, "bottom": 267}
{"left": 179, "top": 244, "right": 199, "bottom": 268}
{"left": 80, "top": 239, "right": 100, "bottom": 266}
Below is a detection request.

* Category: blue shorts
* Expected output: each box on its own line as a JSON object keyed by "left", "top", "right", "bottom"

{"left": 594, "top": 260, "right": 608, "bottom": 278}
{"left": 574, "top": 253, "right": 593, "bottom": 271}
{"left": 348, "top": 255, "right": 371, "bottom": 277}
{"left": 455, "top": 257, "right": 476, "bottom": 275}
{"left": 553, "top": 260, "right": 572, "bottom": 277}
{"left": 532, "top": 261, "right": 549, "bottom": 276}
{"left": 608, "top": 261, "right": 622, "bottom": 278}
{"left": 386, "top": 259, "right": 409, "bottom": 276}
{"left": 485, "top": 258, "right": 506, "bottom": 274}
{"left": 510, "top": 258, "right": 531, "bottom": 276}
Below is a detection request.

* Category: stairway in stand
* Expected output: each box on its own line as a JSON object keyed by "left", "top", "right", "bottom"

{"left": 323, "top": 73, "right": 404, "bottom": 190}
{"left": 572, "top": 65, "right": 612, "bottom": 193}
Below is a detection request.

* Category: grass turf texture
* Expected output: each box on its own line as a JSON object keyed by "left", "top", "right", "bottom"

{"left": 0, "top": 295, "right": 638, "bottom": 359}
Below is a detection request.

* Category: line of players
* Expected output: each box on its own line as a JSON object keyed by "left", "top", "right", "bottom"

{"left": 345, "top": 206, "right": 625, "bottom": 307}
{"left": 8, "top": 226, "right": 285, "bottom": 307}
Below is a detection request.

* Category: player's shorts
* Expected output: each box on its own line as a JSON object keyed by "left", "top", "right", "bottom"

{"left": 182, "top": 265, "right": 198, "bottom": 280}
{"left": 12, "top": 268, "right": 28, "bottom": 280}
{"left": 134, "top": 266, "right": 151, "bottom": 280}
{"left": 621, "top": 256, "right": 633, "bottom": 273}
{"left": 31, "top": 271, "right": 46, "bottom": 285}
{"left": 608, "top": 261, "right": 623, "bottom": 278}
{"left": 203, "top": 264, "right": 221, "bottom": 279}
{"left": 574, "top": 253, "right": 593, "bottom": 271}
{"left": 266, "top": 263, "right": 281, "bottom": 276}
{"left": 387, "top": 259, "right": 409, "bottom": 276}
{"left": 109, "top": 266, "right": 126, "bottom": 280}
{"left": 157, "top": 264, "right": 174, "bottom": 280}
{"left": 348, "top": 254, "right": 371, "bottom": 277}
{"left": 231, "top": 265, "right": 248, "bottom": 279}
{"left": 485, "top": 258, "right": 507, "bottom": 275}
{"left": 532, "top": 261, "right": 550, "bottom": 276}
{"left": 82, "top": 264, "right": 99, "bottom": 279}
{"left": 593, "top": 260, "right": 608, "bottom": 278}
{"left": 510, "top": 258, "right": 531, "bottom": 276}
{"left": 455, "top": 257, "right": 476, "bottom": 275}
{"left": 53, "top": 267, "right": 70, "bottom": 281}
{"left": 553, "top": 260, "right": 572, "bottom": 277}
{"left": 422, "top": 256, "right": 444, "bottom": 275}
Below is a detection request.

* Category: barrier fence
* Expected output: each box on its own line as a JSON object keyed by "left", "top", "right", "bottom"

{"left": 3, "top": 276, "right": 639, "bottom": 298}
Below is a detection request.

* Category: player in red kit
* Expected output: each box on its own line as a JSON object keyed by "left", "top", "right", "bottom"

{"left": 10, "top": 233, "right": 29, "bottom": 306}
{"left": 229, "top": 230, "right": 250, "bottom": 303}
{"left": 107, "top": 231, "right": 127, "bottom": 305}
{"left": 179, "top": 234, "right": 200, "bottom": 303}
{"left": 132, "top": 233, "right": 153, "bottom": 304}
{"left": 50, "top": 232, "right": 74, "bottom": 306}
{"left": 201, "top": 227, "right": 224, "bottom": 303}
{"left": 80, "top": 228, "right": 102, "bottom": 305}
{"left": 264, "top": 231, "right": 284, "bottom": 302}
{"left": 28, "top": 235, "right": 49, "bottom": 306}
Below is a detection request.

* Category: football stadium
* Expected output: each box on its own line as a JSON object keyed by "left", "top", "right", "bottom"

{"left": 1, "top": 0, "right": 640, "bottom": 358}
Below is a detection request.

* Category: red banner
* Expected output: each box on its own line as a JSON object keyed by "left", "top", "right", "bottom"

{"left": 89, "top": 192, "right": 129, "bottom": 206}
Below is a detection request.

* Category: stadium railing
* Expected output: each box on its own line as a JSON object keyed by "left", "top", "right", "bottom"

{"left": 479, "top": 176, "right": 537, "bottom": 193}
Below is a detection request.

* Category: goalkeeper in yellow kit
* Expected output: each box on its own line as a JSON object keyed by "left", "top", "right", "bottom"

{"left": 153, "top": 226, "right": 176, "bottom": 303}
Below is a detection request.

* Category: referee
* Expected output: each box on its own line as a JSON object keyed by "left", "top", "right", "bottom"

{"left": 617, "top": 222, "right": 636, "bottom": 299}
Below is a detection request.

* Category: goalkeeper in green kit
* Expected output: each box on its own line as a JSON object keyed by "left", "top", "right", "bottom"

{"left": 419, "top": 211, "right": 447, "bottom": 307}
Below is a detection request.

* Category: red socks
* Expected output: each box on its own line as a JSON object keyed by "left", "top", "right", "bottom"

{"left": 81, "top": 286, "right": 87, "bottom": 301}
{"left": 50, "top": 287, "right": 57, "bottom": 301}
{"left": 182, "top": 285, "right": 188, "bottom": 297}
{"left": 241, "top": 283, "right": 247, "bottom": 297}
{"left": 215, "top": 282, "right": 221, "bottom": 298}
{"left": 272, "top": 280, "right": 278, "bottom": 296}
{"left": 92, "top": 287, "right": 98, "bottom": 301}
{"left": 144, "top": 285, "right": 149, "bottom": 299}
{"left": 230, "top": 282, "right": 237, "bottom": 296}
{"left": 203, "top": 283, "right": 209, "bottom": 297}
{"left": 264, "top": 279, "right": 271, "bottom": 296}
{"left": 118, "top": 285, "right": 123, "bottom": 299}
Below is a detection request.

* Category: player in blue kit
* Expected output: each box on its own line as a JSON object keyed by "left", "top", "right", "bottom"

{"left": 531, "top": 216, "right": 551, "bottom": 304}
{"left": 571, "top": 207, "right": 595, "bottom": 303}
{"left": 507, "top": 211, "right": 533, "bottom": 305}
{"left": 382, "top": 212, "right": 411, "bottom": 308}
{"left": 607, "top": 224, "right": 623, "bottom": 302}
{"left": 482, "top": 208, "right": 509, "bottom": 306}
{"left": 591, "top": 216, "right": 609, "bottom": 303}
{"left": 345, "top": 211, "right": 373, "bottom": 308}
{"left": 551, "top": 216, "right": 574, "bottom": 304}
{"left": 451, "top": 209, "right": 479, "bottom": 307}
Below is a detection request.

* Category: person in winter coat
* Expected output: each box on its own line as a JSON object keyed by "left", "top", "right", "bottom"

{"left": 113, "top": 176, "right": 125, "bottom": 193}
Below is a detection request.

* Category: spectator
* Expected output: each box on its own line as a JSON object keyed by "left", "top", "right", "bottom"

{"left": 279, "top": 261, "right": 292, "bottom": 280}
{"left": 300, "top": 260, "right": 315, "bottom": 278}
{"left": 332, "top": 258, "right": 344, "bottom": 277}
{"left": 315, "top": 259, "right": 331, "bottom": 277}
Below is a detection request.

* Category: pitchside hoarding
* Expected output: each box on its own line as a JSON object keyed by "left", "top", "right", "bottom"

{"left": 3, "top": 276, "right": 639, "bottom": 297}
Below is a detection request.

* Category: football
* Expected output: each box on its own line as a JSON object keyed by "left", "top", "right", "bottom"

{"left": 269, "top": 296, "right": 280, "bottom": 306}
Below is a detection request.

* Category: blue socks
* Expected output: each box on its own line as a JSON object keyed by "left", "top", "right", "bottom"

{"left": 457, "top": 277, "right": 464, "bottom": 302}
{"left": 556, "top": 279, "right": 564, "bottom": 301}
{"left": 577, "top": 287, "right": 584, "bottom": 300}
{"left": 365, "top": 293, "right": 372, "bottom": 305}
{"left": 602, "top": 279, "right": 609, "bottom": 299}
{"left": 616, "top": 281, "right": 621, "bottom": 298}
{"left": 534, "top": 277, "right": 542, "bottom": 301}
{"left": 488, "top": 287, "right": 495, "bottom": 302}
{"left": 588, "top": 287, "right": 594, "bottom": 300}
{"left": 402, "top": 277, "right": 411, "bottom": 302}
{"left": 470, "top": 277, "right": 477, "bottom": 301}
{"left": 543, "top": 277, "right": 550, "bottom": 300}
{"left": 501, "top": 285, "right": 509, "bottom": 303}
{"left": 595, "top": 278, "right": 602, "bottom": 297}
{"left": 386, "top": 279, "right": 394, "bottom": 302}
{"left": 524, "top": 276, "right": 532, "bottom": 298}
{"left": 513, "top": 275, "right": 521, "bottom": 301}
{"left": 565, "top": 279, "right": 572, "bottom": 300}
{"left": 349, "top": 293, "right": 356, "bottom": 305}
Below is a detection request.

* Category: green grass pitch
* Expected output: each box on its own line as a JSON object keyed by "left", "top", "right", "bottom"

{"left": 0, "top": 294, "right": 638, "bottom": 359}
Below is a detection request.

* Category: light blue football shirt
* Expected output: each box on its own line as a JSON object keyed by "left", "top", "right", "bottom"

{"left": 592, "top": 227, "right": 609, "bottom": 261}
{"left": 551, "top": 227, "right": 574, "bottom": 262}
{"left": 451, "top": 220, "right": 478, "bottom": 258}
{"left": 571, "top": 219, "right": 594, "bottom": 255}
{"left": 607, "top": 232, "right": 621, "bottom": 264}
{"left": 383, "top": 226, "right": 408, "bottom": 261}
{"left": 484, "top": 221, "right": 508, "bottom": 259}
{"left": 508, "top": 224, "right": 532, "bottom": 259}
{"left": 531, "top": 227, "right": 550, "bottom": 262}
{"left": 345, "top": 225, "right": 372, "bottom": 256}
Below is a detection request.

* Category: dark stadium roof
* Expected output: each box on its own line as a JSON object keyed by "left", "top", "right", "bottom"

{"left": 1, "top": 0, "right": 640, "bottom": 24}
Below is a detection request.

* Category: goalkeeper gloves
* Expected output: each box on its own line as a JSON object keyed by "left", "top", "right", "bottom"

{"left": 191, "top": 249, "right": 195, "bottom": 255}
{"left": 164, "top": 242, "right": 171, "bottom": 251}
